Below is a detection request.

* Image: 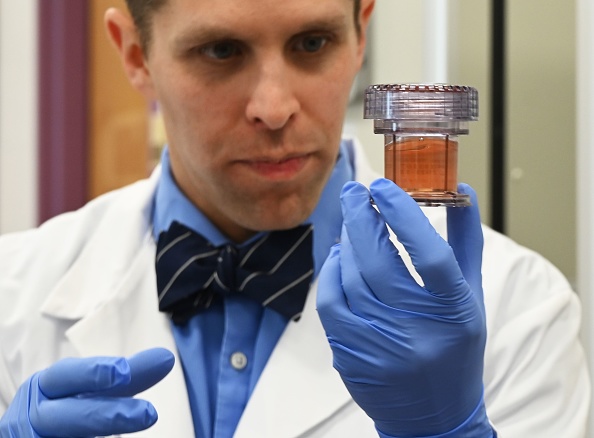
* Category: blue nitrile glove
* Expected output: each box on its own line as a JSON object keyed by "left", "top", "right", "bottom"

{"left": 0, "top": 347, "right": 174, "bottom": 438}
{"left": 317, "top": 179, "right": 494, "bottom": 437}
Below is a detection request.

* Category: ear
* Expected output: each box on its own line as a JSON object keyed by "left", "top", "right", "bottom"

{"left": 356, "top": 0, "right": 375, "bottom": 64}
{"left": 104, "top": 7, "right": 156, "bottom": 100}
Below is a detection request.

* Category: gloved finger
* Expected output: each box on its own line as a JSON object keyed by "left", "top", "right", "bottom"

{"left": 95, "top": 348, "right": 175, "bottom": 397}
{"left": 446, "top": 184, "right": 484, "bottom": 303}
{"left": 38, "top": 356, "right": 131, "bottom": 399}
{"left": 38, "top": 348, "right": 175, "bottom": 401}
{"left": 1, "top": 381, "right": 38, "bottom": 437}
{"left": 317, "top": 246, "right": 372, "bottom": 370}
{"left": 339, "top": 225, "right": 414, "bottom": 320}
{"left": 32, "top": 387, "right": 157, "bottom": 436}
{"left": 340, "top": 181, "right": 419, "bottom": 309}
{"left": 317, "top": 245, "right": 363, "bottom": 333}
{"left": 370, "top": 178, "right": 466, "bottom": 299}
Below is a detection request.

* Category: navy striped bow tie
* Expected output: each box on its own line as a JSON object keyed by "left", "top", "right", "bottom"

{"left": 155, "top": 221, "right": 314, "bottom": 325}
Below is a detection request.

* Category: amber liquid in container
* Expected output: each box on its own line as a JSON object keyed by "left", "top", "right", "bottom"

{"left": 385, "top": 135, "right": 458, "bottom": 198}
{"left": 365, "top": 84, "right": 478, "bottom": 207}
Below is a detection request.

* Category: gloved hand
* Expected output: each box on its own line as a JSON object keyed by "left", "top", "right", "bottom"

{"left": 0, "top": 347, "right": 174, "bottom": 438}
{"left": 317, "top": 179, "right": 494, "bottom": 437}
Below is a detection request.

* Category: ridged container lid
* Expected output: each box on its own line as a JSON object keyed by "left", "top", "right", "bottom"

{"left": 364, "top": 84, "right": 479, "bottom": 121}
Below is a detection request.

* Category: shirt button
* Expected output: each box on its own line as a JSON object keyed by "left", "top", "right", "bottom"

{"left": 230, "top": 352, "right": 248, "bottom": 370}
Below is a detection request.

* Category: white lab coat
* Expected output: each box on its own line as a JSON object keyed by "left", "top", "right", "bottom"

{"left": 0, "top": 139, "right": 590, "bottom": 437}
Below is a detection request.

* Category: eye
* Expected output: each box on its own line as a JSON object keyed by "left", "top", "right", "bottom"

{"left": 200, "top": 41, "right": 242, "bottom": 60}
{"left": 295, "top": 35, "right": 329, "bottom": 53}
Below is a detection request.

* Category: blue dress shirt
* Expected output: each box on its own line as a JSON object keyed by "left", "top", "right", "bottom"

{"left": 152, "top": 141, "right": 354, "bottom": 438}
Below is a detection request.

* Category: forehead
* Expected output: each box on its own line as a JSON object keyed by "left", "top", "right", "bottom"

{"left": 156, "top": 0, "right": 354, "bottom": 18}
{"left": 151, "top": 0, "right": 356, "bottom": 44}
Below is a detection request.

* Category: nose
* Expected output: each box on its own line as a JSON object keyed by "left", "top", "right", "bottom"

{"left": 245, "top": 59, "right": 300, "bottom": 130}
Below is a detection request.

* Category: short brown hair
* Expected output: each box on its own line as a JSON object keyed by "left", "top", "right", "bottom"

{"left": 125, "top": 0, "right": 362, "bottom": 55}
{"left": 124, "top": 0, "right": 167, "bottom": 53}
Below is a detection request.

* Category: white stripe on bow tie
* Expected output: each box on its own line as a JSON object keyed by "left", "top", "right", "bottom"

{"left": 158, "top": 249, "right": 219, "bottom": 301}
{"left": 238, "top": 225, "right": 313, "bottom": 291}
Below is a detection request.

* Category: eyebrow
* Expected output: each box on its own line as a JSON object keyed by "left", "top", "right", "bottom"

{"left": 171, "top": 13, "right": 350, "bottom": 52}
{"left": 293, "top": 15, "right": 351, "bottom": 34}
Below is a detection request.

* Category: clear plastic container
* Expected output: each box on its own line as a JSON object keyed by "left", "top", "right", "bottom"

{"left": 364, "top": 84, "right": 478, "bottom": 207}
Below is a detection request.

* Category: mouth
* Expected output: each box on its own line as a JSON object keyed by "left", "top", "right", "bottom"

{"left": 240, "top": 153, "right": 312, "bottom": 180}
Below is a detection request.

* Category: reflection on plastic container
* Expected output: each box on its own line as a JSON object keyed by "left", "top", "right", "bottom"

{"left": 364, "top": 84, "right": 478, "bottom": 207}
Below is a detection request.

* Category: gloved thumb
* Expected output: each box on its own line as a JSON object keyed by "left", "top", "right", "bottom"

{"left": 446, "top": 183, "right": 484, "bottom": 306}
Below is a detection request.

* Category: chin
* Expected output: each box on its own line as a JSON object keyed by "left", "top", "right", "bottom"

{"left": 250, "top": 217, "right": 308, "bottom": 233}
{"left": 247, "top": 208, "right": 313, "bottom": 233}
{"left": 227, "top": 183, "right": 325, "bottom": 235}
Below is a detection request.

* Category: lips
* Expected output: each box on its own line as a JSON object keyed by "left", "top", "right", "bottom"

{"left": 242, "top": 154, "right": 311, "bottom": 179}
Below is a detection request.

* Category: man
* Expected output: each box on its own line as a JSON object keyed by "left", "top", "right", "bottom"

{"left": 0, "top": 0, "right": 589, "bottom": 437}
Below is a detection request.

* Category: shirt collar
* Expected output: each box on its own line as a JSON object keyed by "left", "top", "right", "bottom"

{"left": 152, "top": 140, "right": 354, "bottom": 275}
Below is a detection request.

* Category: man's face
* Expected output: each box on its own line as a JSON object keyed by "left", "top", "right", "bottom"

{"left": 143, "top": 0, "right": 370, "bottom": 241}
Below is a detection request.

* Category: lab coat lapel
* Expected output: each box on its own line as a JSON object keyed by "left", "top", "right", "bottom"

{"left": 234, "top": 279, "right": 353, "bottom": 438}
{"left": 39, "top": 170, "right": 196, "bottom": 437}
{"left": 64, "top": 238, "right": 195, "bottom": 438}
{"left": 39, "top": 171, "right": 161, "bottom": 320}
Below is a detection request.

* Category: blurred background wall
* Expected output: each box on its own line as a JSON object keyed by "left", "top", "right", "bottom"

{"left": 0, "top": 0, "right": 38, "bottom": 232}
